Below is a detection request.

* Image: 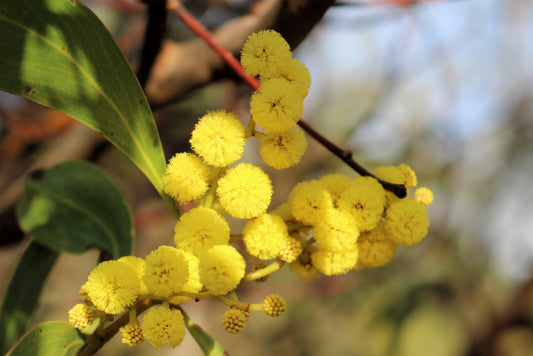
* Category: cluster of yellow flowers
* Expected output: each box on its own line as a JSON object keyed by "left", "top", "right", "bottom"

{"left": 67, "top": 30, "right": 434, "bottom": 351}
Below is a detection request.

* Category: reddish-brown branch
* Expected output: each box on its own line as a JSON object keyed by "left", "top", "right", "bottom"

{"left": 169, "top": 1, "right": 406, "bottom": 198}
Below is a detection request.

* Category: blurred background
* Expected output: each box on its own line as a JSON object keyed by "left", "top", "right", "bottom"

{"left": 1, "top": 0, "right": 533, "bottom": 355}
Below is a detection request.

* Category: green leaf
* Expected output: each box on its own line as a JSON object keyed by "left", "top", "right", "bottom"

{"left": 0, "top": 242, "right": 59, "bottom": 355}
{"left": 0, "top": 0, "right": 178, "bottom": 216}
{"left": 183, "top": 310, "right": 227, "bottom": 356}
{"left": 5, "top": 321, "right": 85, "bottom": 356}
{"left": 17, "top": 160, "right": 134, "bottom": 257}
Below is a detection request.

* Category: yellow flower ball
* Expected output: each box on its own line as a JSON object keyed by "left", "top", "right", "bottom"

{"left": 85, "top": 260, "right": 140, "bottom": 315}
{"left": 118, "top": 256, "right": 149, "bottom": 295}
{"left": 384, "top": 199, "right": 429, "bottom": 246}
{"left": 276, "top": 58, "right": 311, "bottom": 97}
{"left": 357, "top": 224, "right": 397, "bottom": 268}
{"left": 174, "top": 207, "right": 230, "bottom": 255}
{"left": 319, "top": 173, "right": 352, "bottom": 206}
{"left": 263, "top": 294, "right": 287, "bottom": 317}
{"left": 143, "top": 246, "right": 189, "bottom": 298}
{"left": 240, "top": 29, "right": 292, "bottom": 78}
{"left": 415, "top": 187, "right": 434, "bottom": 206}
{"left": 221, "top": 308, "right": 248, "bottom": 334}
{"left": 258, "top": 126, "right": 307, "bottom": 169}
{"left": 289, "top": 180, "right": 333, "bottom": 225}
{"left": 278, "top": 235, "right": 302, "bottom": 263}
{"left": 314, "top": 208, "right": 359, "bottom": 252}
{"left": 190, "top": 110, "right": 246, "bottom": 167}
{"left": 198, "top": 245, "right": 245, "bottom": 295}
{"left": 311, "top": 248, "right": 359, "bottom": 276}
{"left": 216, "top": 163, "right": 273, "bottom": 219}
{"left": 68, "top": 303, "right": 94, "bottom": 330}
{"left": 250, "top": 78, "right": 304, "bottom": 133}
{"left": 142, "top": 305, "right": 185, "bottom": 349}
{"left": 162, "top": 153, "right": 210, "bottom": 203}
{"left": 337, "top": 176, "right": 386, "bottom": 232}
{"left": 168, "top": 251, "right": 203, "bottom": 305}
{"left": 243, "top": 213, "right": 288, "bottom": 260}
{"left": 120, "top": 324, "right": 144, "bottom": 346}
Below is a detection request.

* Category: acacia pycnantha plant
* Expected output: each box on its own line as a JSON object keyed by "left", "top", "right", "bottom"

{"left": 0, "top": 2, "right": 433, "bottom": 355}
{"left": 70, "top": 30, "right": 434, "bottom": 351}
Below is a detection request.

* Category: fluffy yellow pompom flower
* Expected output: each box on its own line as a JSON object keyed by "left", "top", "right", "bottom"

{"left": 121, "top": 324, "right": 144, "bottom": 346}
{"left": 250, "top": 78, "right": 304, "bottom": 133}
{"left": 263, "top": 294, "right": 287, "bottom": 317}
{"left": 415, "top": 187, "right": 434, "bottom": 206}
{"left": 289, "top": 180, "right": 333, "bottom": 225}
{"left": 276, "top": 58, "right": 311, "bottom": 97}
{"left": 222, "top": 308, "right": 249, "bottom": 334}
{"left": 243, "top": 213, "right": 288, "bottom": 260}
{"left": 142, "top": 305, "right": 185, "bottom": 349}
{"left": 190, "top": 110, "right": 246, "bottom": 167}
{"left": 169, "top": 251, "right": 203, "bottom": 305}
{"left": 311, "top": 248, "right": 359, "bottom": 276}
{"left": 338, "top": 176, "right": 386, "bottom": 232}
{"left": 258, "top": 126, "right": 307, "bottom": 169}
{"left": 143, "top": 246, "right": 189, "bottom": 298}
{"left": 384, "top": 199, "right": 429, "bottom": 246}
{"left": 240, "top": 29, "right": 292, "bottom": 78}
{"left": 399, "top": 163, "right": 417, "bottom": 189}
{"left": 314, "top": 208, "right": 359, "bottom": 252}
{"left": 162, "top": 153, "right": 210, "bottom": 203}
{"left": 68, "top": 303, "right": 95, "bottom": 330}
{"left": 85, "top": 260, "right": 140, "bottom": 314}
{"left": 198, "top": 245, "right": 246, "bottom": 295}
{"left": 319, "top": 173, "right": 352, "bottom": 206}
{"left": 174, "top": 207, "right": 230, "bottom": 255}
{"left": 357, "top": 224, "right": 397, "bottom": 268}
{"left": 118, "top": 256, "right": 149, "bottom": 295}
{"left": 216, "top": 163, "right": 273, "bottom": 219}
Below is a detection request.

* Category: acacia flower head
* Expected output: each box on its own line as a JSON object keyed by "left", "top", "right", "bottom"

{"left": 142, "top": 305, "right": 185, "bottom": 349}
{"left": 263, "top": 294, "right": 287, "bottom": 317}
{"left": 314, "top": 208, "right": 359, "bottom": 252}
{"left": 198, "top": 245, "right": 246, "bottom": 295}
{"left": 250, "top": 78, "right": 304, "bottom": 133}
{"left": 68, "top": 303, "right": 94, "bottom": 330}
{"left": 243, "top": 213, "right": 288, "bottom": 260}
{"left": 289, "top": 180, "right": 333, "bottom": 226}
{"left": 319, "top": 173, "right": 352, "bottom": 206}
{"left": 278, "top": 235, "right": 302, "bottom": 263}
{"left": 169, "top": 251, "right": 203, "bottom": 305}
{"left": 415, "top": 187, "right": 434, "bottom": 206}
{"left": 276, "top": 58, "right": 311, "bottom": 97}
{"left": 258, "top": 126, "right": 307, "bottom": 169}
{"left": 121, "top": 324, "right": 144, "bottom": 346}
{"left": 162, "top": 152, "right": 210, "bottom": 203}
{"left": 356, "top": 223, "right": 397, "bottom": 268}
{"left": 216, "top": 163, "right": 273, "bottom": 219}
{"left": 118, "top": 256, "right": 148, "bottom": 295}
{"left": 85, "top": 260, "right": 140, "bottom": 314}
{"left": 384, "top": 198, "right": 429, "bottom": 246}
{"left": 143, "top": 246, "right": 189, "bottom": 298}
{"left": 174, "top": 206, "right": 230, "bottom": 255}
{"left": 190, "top": 110, "right": 246, "bottom": 167}
{"left": 240, "top": 29, "right": 292, "bottom": 78}
{"left": 222, "top": 308, "right": 248, "bottom": 334}
{"left": 311, "top": 248, "right": 359, "bottom": 276}
{"left": 338, "top": 176, "right": 386, "bottom": 232}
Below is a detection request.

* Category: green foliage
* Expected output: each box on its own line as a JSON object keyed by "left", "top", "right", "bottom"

{"left": 0, "top": 0, "right": 177, "bottom": 216}
{"left": 0, "top": 242, "right": 59, "bottom": 354}
{"left": 183, "top": 310, "right": 227, "bottom": 356}
{"left": 5, "top": 321, "right": 85, "bottom": 356}
{"left": 16, "top": 161, "right": 134, "bottom": 257}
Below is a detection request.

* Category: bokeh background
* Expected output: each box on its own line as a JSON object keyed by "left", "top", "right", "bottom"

{"left": 1, "top": 0, "right": 533, "bottom": 355}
